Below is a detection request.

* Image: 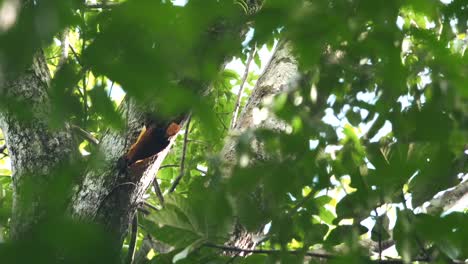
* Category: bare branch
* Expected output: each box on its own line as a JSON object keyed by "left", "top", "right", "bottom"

{"left": 125, "top": 213, "right": 138, "bottom": 264}
{"left": 84, "top": 3, "right": 118, "bottom": 9}
{"left": 169, "top": 115, "right": 192, "bottom": 193}
{"left": 108, "top": 81, "right": 115, "bottom": 96}
{"left": 204, "top": 243, "right": 332, "bottom": 260}
{"left": 159, "top": 164, "right": 179, "bottom": 169}
{"left": 68, "top": 44, "right": 82, "bottom": 67}
{"left": 0, "top": 144, "right": 7, "bottom": 159}
{"left": 426, "top": 180, "right": 468, "bottom": 215}
{"left": 230, "top": 47, "right": 256, "bottom": 129}
{"left": 71, "top": 124, "right": 99, "bottom": 145}
{"left": 194, "top": 167, "right": 207, "bottom": 175}
{"left": 152, "top": 179, "right": 165, "bottom": 206}
{"left": 143, "top": 201, "right": 160, "bottom": 212}
{"left": 1, "top": 133, "right": 6, "bottom": 159}
{"left": 152, "top": 165, "right": 185, "bottom": 205}
{"left": 137, "top": 206, "right": 150, "bottom": 216}
{"left": 373, "top": 209, "right": 382, "bottom": 262}
{"left": 203, "top": 243, "right": 431, "bottom": 263}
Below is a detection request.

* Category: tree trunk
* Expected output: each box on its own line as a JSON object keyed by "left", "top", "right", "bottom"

{"left": 2, "top": 27, "right": 465, "bottom": 264}
{"left": 0, "top": 52, "right": 76, "bottom": 240}
{"left": 70, "top": 98, "right": 188, "bottom": 254}
{"left": 222, "top": 40, "right": 301, "bottom": 250}
{"left": 0, "top": 2, "right": 264, "bottom": 259}
{"left": 222, "top": 40, "right": 300, "bottom": 167}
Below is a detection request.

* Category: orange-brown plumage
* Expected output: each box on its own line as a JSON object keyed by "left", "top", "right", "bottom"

{"left": 120, "top": 122, "right": 181, "bottom": 169}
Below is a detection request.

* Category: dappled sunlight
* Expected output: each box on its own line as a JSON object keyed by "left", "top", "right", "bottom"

{"left": 0, "top": 0, "right": 19, "bottom": 33}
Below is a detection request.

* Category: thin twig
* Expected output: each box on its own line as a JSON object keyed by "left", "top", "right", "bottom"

{"left": 108, "top": 81, "right": 115, "bottom": 97}
{"left": 125, "top": 213, "right": 138, "bottom": 264}
{"left": 373, "top": 209, "right": 382, "bottom": 262}
{"left": 151, "top": 164, "right": 178, "bottom": 201}
{"left": 169, "top": 115, "right": 192, "bottom": 193}
{"left": 46, "top": 55, "right": 62, "bottom": 60}
{"left": 401, "top": 193, "right": 430, "bottom": 260}
{"left": 203, "top": 243, "right": 431, "bottom": 263}
{"left": 152, "top": 178, "right": 165, "bottom": 206}
{"left": 0, "top": 143, "right": 7, "bottom": 159}
{"left": 194, "top": 167, "right": 207, "bottom": 175}
{"left": 288, "top": 191, "right": 315, "bottom": 217}
{"left": 160, "top": 164, "right": 179, "bottom": 169}
{"left": 137, "top": 206, "right": 150, "bottom": 215}
{"left": 68, "top": 44, "right": 82, "bottom": 66}
{"left": 143, "top": 201, "right": 160, "bottom": 212}
{"left": 85, "top": 3, "right": 118, "bottom": 9}
{"left": 230, "top": 47, "right": 256, "bottom": 129}
{"left": 204, "top": 243, "right": 333, "bottom": 259}
{"left": 71, "top": 124, "right": 99, "bottom": 145}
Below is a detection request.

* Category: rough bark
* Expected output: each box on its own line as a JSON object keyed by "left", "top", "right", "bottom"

{"left": 3, "top": 2, "right": 463, "bottom": 261}
{"left": 221, "top": 40, "right": 301, "bottom": 250}
{"left": 0, "top": 52, "right": 76, "bottom": 240}
{"left": 0, "top": 2, "right": 262, "bottom": 258}
{"left": 222, "top": 40, "right": 300, "bottom": 168}
{"left": 70, "top": 99, "right": 188, "bottom": 253}
{"left": 66, "top": 6, "right": 257, "bottom": 255}
{"left": 426, "top": 179, "right": 468, "bottom": 215}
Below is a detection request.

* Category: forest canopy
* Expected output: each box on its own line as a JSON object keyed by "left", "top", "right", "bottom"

{"left": 0, "top": 0, "right": 467, "bottom": 263}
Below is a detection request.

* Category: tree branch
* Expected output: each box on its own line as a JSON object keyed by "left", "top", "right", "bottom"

{"left": 84, "top": 3, "right": 118, "bottom": 9}
{"left": 71, "top": 124, "right": 99, "bottom": 145}
{"left": 169, "top": 115, "right": 192, "bottom": 193}
{"left": 230, "top": 47, "right": 256, "bottom": 129}
{"left": 143, "top": 201, "right": 160, "bottom": 212}
{"left": 125, "top": 213, "right": 138, "bottom": 264}
{"left": 203, "top": 243, "right": 431, "bottom": 263}
{"left": 68, "top": 44, "right": 82, "bottom": 67}
{"left": 151, "top": 165, "right": 180, "bottom": 206}
{"left": 0, "top": 52, "right": 77, "bottom": 240}
{"left": 152, "top": 179, "right": 164, "bottom": 206}
{"left": 426, "top": 179, "right": 468, "bottom": 214}
{"left": 159, "top": 164, "right": 179, "bottom": 169}
{"left": 0, "top": 144, "right": 7, "bottom": 159}
{"left": 204, "top": 243, "right": 332, "bottom": 259}
{"left": 373, "top": 209, "right": 382, "bottom": 262}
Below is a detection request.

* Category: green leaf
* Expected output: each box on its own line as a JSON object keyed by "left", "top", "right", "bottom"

{"left": 371, "top": 214, "right": 391, "bottom": 242}
{"left": 254, "top": 52, "right": 261, "bottom": 68}
{"left": 172, "top": 238, "right": 206, "bottom": 263}
{"left": 242, "top": 254, "right": 268, "bottom": 263}
{"left": 394, "top": 209, "right": 419, "bottom": 262}
{"left": 326, "top": 225, "right": 368, "bottom": 246}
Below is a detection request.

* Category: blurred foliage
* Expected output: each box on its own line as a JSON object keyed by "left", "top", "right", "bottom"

{"left": 0, "top": 0, "right": 467, "bottom": 263}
